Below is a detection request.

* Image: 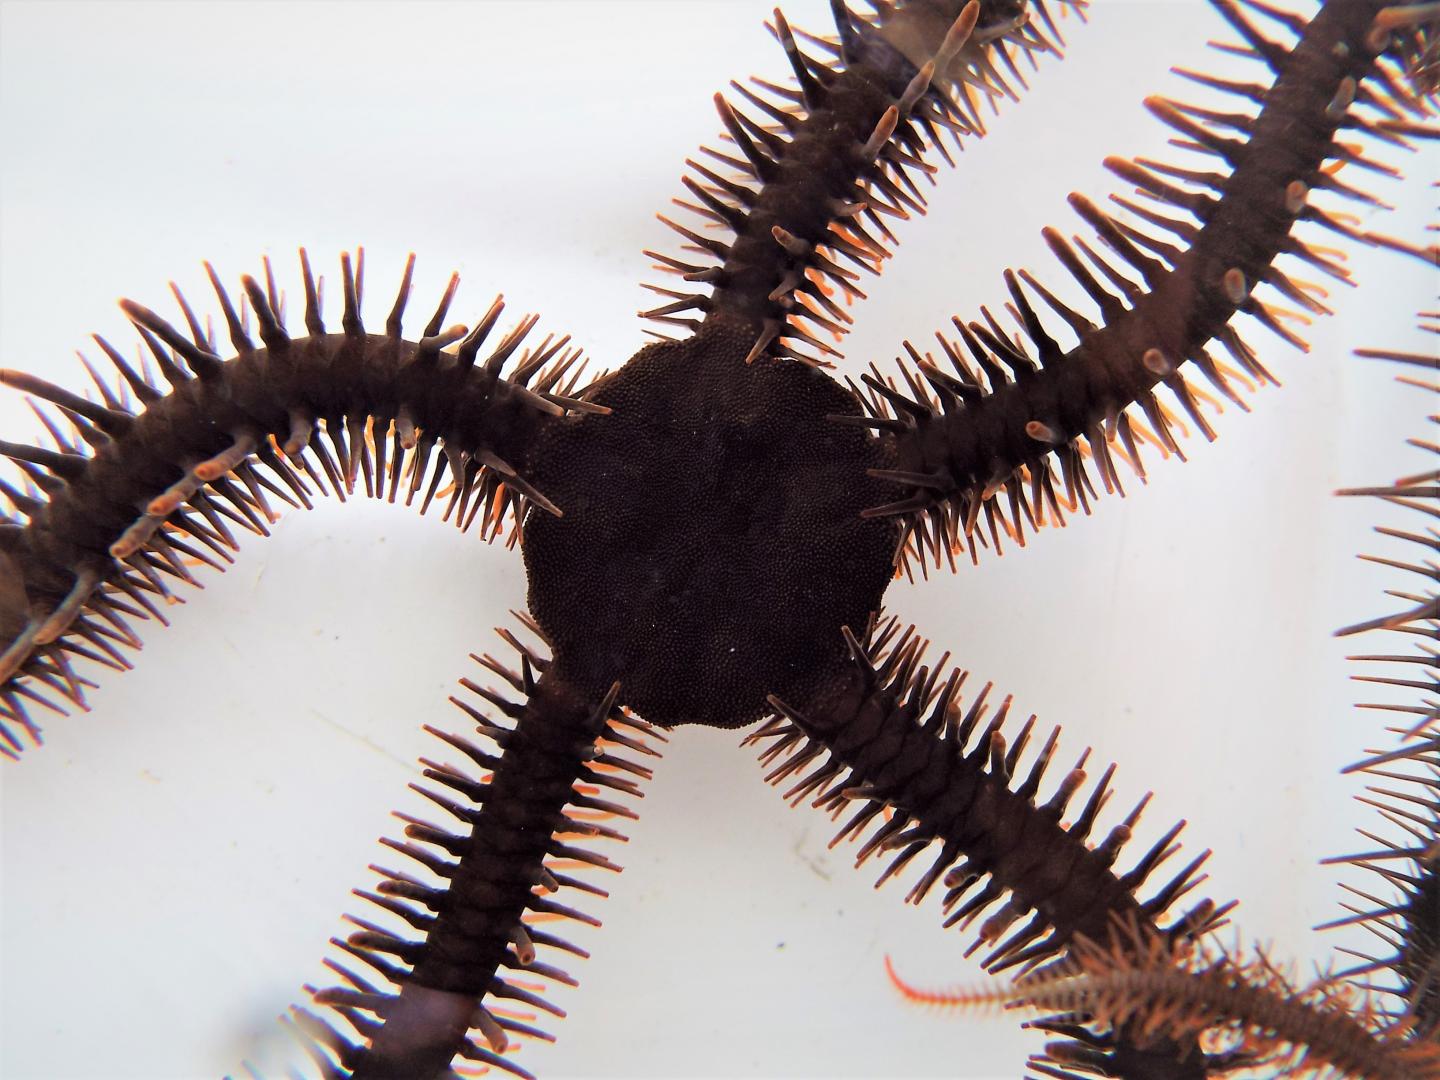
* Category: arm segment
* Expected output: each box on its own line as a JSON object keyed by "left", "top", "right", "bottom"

{"left": 644, "top": 0, "right": 1080, "bottom": 364}
{"left": 0, "top": 251, "right": 594, "bottom": 755}
{"left": 293, "top": 626, "right": 660, "bottom": 1079}
{"left": 751, "top": 618, "right": 1233, "bottom": 1077}
{"left": 861, "top": 0, "right": 1436, "bottom": 571}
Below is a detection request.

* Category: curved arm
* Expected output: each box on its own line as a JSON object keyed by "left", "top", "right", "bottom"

{"left": 293, "top": 625, "right": 660, "bottom": 1078}
{"left": 750, "top": 617, "right": 1232, "bottom": 1078}
{"left": 860, "top": 0, "right": 1433, "bottom": 570}
{"left": 0, "top": 251, "right": 597, "bottom": 756}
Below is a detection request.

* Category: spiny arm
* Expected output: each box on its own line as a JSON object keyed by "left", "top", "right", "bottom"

{"left": 644, "top": 0, "right": 1082, "bottom": 364}
{"left": 0, "top": 251, "right": 596, "bottom": 757}
{"left": 288, "top": 625, "right": 661, "bottom": 1079}
{"left": 749, "top": 617, "right": 1231, "bottom": 1078}
{"left": 859, "top": 0, "right": 1436, "bottom": 572}
{"left": 1323, "top": 307, "right": 1440, "bottom": 1043}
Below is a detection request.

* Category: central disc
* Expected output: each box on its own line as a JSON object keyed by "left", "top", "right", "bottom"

{"left": 523, "top": 321, "right": 898, "bottom": 729}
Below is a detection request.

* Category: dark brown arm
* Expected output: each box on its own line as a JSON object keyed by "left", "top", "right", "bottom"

{"left": 0, "top": 252, "right": 595, "bottom": 756}
{"left": 751, "top": 618, "right": 1231, "bottom": 1077}
{"left": 294, "top": 627, "right": 659, "bottom": 1079}
{"left": 860, "top": 0, "right": 1435, "bottom": 571}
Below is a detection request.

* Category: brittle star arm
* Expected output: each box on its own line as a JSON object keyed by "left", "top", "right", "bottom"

{"left": 751, "top": 619, "right": 1239, "bottom": 1078}
{"left": 286, "top": 629, "right": 660, "bottom": 1080}
{"left": 642, "top": 0, "right": 1080, "bottom": 365}
{"left": 0, "top": 252, "right": 593, "bottom": 756}
{"left": 856, "top": 0, "right": 1437, "bottom": 572}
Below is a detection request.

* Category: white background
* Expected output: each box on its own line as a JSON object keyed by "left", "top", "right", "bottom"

{"left": 0, "top": 1, "right": 1434, "bottom": 1078}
